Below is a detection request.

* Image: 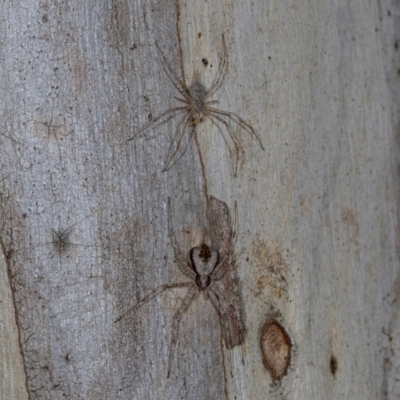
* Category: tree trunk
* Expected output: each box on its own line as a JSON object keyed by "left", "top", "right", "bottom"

{"left": 0, "top": 1, "right": 399, "bottom": 399}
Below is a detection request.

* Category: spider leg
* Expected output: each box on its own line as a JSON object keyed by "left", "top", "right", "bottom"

{"left": 19, "top": 240, "right": 58, "bottom": 251}
{"left": 206, "top": 106, "right": 265, "bottom": 150}
{"left": 210, "top": 253, "right": 231, "bottom": 281}
{"left": 155, "top": 42, "right": 191, "bottom": 99}
{"left": 207, "top": 111, "right": 239, "bottom": 177}
{"left": 15, "top": 240, "right": 101, "bottom": 254}
{"left": 207, "top": 286, "right": 246, "bottom": 349}
{"left": 115, "top": 281, "right": 194, "bottom": 323}
{"left": 205, "top": 35, "right": 228, "bottom": 99}
{"left": 163, "top": 116, "right": 191, "bottom": 172}
{"left": 207, "top": 287, "right": 224, "bottom": 311}
{"left": 128, "top": 107, "right": 188, "bottom": 141}
{"left": 207, "top": 287, "right": 230, "bottom": 341}
{"left": 167, "top": 198, "right": 197, "bottom": 280}
{"left": 174, "top": 96, "right": 190, "bottom": 104}
{"left": 167, "top": 284, "right": 199, "bottom": 377}
{"left": 58, "top": 213, "right": 96, "bottom": 238}
{"left": 15, "top": 212, "right": 100, "bottom": 253}
{"left": 232, "top": 201, "right": 238, "bottom": 244}
{"left": 177, "top": 39, "right": 189, "bottom": 95}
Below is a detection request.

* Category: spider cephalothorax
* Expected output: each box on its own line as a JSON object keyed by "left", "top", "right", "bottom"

{"left": 185, "top": 80, "right": 207, "bottom": 126}
{"left": 129, "top": 37, "right": 265, "bottom": 176}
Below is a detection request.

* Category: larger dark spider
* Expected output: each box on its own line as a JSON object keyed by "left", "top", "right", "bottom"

{"left": 116, "top": 197, "right": 245, "bottom": 377}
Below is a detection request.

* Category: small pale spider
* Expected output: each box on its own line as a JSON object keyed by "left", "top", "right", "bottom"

{"left": 115, "top": 197, "right": 245, "bottom": 377}
{"left": 128, "top": 36, "right": 265, "bottom": 176}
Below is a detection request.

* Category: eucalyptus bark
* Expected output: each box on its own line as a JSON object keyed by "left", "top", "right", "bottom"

{"left": 0, "top": 1, "right": 399, "bottom": 400}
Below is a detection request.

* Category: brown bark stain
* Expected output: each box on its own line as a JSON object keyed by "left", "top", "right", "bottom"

{"left": 101, "top": 214, "right": 149, "bottom": 295}
{"left": 340, "top": 207, "right": 360, "bottom": 261}
{"left": 33, "top": 113, "right": 67, "bottom": 141}
{"left": 260, "top": 319, "right": 292, "bottom": 380}
{"left": 108, "top": 0, "right": 139, "bottom": 84}
{"left": 102, "top": 101, "right": 132, "bottom": 144}
{"left": 299, "top": 195, "right": 312, "bottom": 213}
{"left": 111, "top": 0, "right": 132, "bottom": 49}
{"left": 68, "top": 47, "right": 89, "bottom": 95}
{"left": 251, "top": 236, "right": 289, "bottom": 300}
{"left": 100, "top": 214, "right": 153, "bottom": 390}
{"left": 37, "top": 1, "right": 89, "bottom": 96}
{"left": 340, "top": 206, "right": 359, "bottom": 242}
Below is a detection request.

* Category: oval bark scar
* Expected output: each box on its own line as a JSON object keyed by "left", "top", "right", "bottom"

{"left": 260, "top": 319, "right": 292, "bottom": 380}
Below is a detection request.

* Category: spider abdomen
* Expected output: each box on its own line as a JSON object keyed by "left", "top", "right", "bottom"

{"left": 195, "top": 274, "right": 211, "bottom": 290}
{"left": 189, "top": 81, "right": 207, "bottom": 101}
{"left": 190, "top": 244, "right": 219, "bottom": 276}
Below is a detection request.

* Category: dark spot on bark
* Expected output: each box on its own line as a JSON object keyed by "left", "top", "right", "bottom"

{"left": 330, "top": 355, "right": 338, "bottom": 375}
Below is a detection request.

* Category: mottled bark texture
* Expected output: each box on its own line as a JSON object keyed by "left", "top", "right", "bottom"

{"left": 0, "top": 1, "right": 399, "bottom": 399}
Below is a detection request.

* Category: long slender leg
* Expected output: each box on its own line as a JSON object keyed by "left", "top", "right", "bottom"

{"left": 167, "top": 285, "right": 199, "bottom": 377}
{"left": 176, "top": 36, "right": 188, "bottom": 94}
{"left": 209, "top": 289, "right": 234, "bottom": 377}
{"left": 205, "top": 36, "right": 228, "bottom": 99}
{"left": 128, "top": 107, "right": 188, "bottom": 141}
{"left": 174, "top": 97, "right": 190, "bottom": 104}
{"left": 115, "top": 282, "right": 193, "bottom": 323}
{"left": 207, "top": 287, "right": 238, "bottom": 350}
{"left": 16, "top": 213, "right": 99, "bottom": 253}
{"left": 205, "top": 106, "right": 265, "bottom": 150}
{"left": 16, "top": 239, "right": 101, "bottom": 253}
{"left": 58, "top": 213, "right": 95, "bottom": 237}
{"left": 155, "top": 42, "right": 191, "bottom": 99}
{"left": 208, "top": 112, "right": 240, "bottom": 177}
{"left": 207, "top": 116, "right": 233, "bottom": 160}
{"left": 175, "top": 97, "right": 218, "bottom": 106}
{"left": 232, "top": 200, "right": 238, "bottom": 244}
{"left": 210, "top": 255, "right": 231, "bottom": 281}
{"left": 207, "top": 288, "right": 228, "bottom": 330}
{"left": 51, "top": 213, "right": 96, "bottom": 251}
{"left": 163, "top": 116, "right": 191, "bottom": 172}
{"left": 167, "top": 198, "right": 197, "bottom": 280}
{"left": 210, "top": 285, "right": 246, "bottom": 347}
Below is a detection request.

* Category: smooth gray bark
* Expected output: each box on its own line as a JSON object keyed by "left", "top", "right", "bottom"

{"left": 0, "top": 0, "right": 399, "bottom": 399}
